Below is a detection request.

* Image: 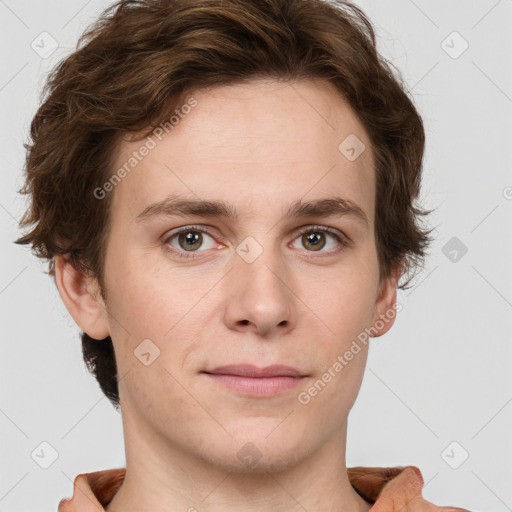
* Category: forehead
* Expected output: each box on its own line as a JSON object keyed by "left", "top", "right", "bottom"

{"left": 108, "top": 78, "right": 375, "bottom": 225}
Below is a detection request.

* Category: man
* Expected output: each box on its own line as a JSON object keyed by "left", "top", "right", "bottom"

{"left": 16, "top": 0, "right": 471, "bottom": 510}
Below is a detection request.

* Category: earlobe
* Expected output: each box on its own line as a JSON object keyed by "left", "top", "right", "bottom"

{"left": 54, "top": 255, "right": 110, "bottom": 340}
{"left": 370, "top": 262, "right": 402, "bottom": 338}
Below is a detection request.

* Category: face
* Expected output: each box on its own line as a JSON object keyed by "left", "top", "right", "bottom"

{"left": 82, "top": 78, "right": 398, "bottom": 472}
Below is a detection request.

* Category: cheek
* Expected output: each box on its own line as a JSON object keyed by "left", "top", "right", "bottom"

{"left": 316, "top": 290, "right": 373, "bottom": 383}
{"left": 104, "top": 253, "right": 187, "bottom": 336}
{"left": 103, "top": 258, "right": 211, "bottom": 378}
{"left": 119, "top": 349, "right": 212, "bottom": 448}
{"left": 304, "top": 344, "right": 369, "bottom": 435}
{"left": 307, "top": 265, "right": 377, "bottom": 338}
{"left": 299, "top": 278, "right": 373, "bottom": 413}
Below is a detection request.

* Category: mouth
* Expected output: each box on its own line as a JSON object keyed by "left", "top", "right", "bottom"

{"left": 202, "top": 364, "right": 308, "bottom": 397}
{"left": 204, "top": 364, "right": 306, "bottom": 378}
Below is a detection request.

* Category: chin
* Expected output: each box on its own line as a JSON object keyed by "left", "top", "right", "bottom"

{"left": 207, "top": 448, "right": 308, "bottom": 475}
{"left": 198, "top": 430, "right": 310, "bottom": 475}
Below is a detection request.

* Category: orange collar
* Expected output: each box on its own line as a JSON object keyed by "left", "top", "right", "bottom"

{"left": 58, "top": 465, "right": 470, "bottom": 511}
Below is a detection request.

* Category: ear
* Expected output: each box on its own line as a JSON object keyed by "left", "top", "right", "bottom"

{"left": 370, "top": 262, "right": 402, "bottom": 338}
{"left": 54, "top": 254, "right": 110, "bottom": 340}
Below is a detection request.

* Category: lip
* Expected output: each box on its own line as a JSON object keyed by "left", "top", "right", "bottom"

{"left": 202, "top": 364, "right": 307, "bottom": 397}
{"left": 205, "top": 364, "right": 305, "bottom": 378}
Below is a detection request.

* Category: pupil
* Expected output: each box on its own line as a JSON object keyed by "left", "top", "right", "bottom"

{"left": 181, "top": 231, "right": 201, "bottom": 250}
{"left": 304, "top": 232, "right": 325, "bottom": 250}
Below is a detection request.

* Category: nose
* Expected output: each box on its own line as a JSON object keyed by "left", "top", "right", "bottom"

{"left": 222, "top": 245, "right": 297, "bottom": 337}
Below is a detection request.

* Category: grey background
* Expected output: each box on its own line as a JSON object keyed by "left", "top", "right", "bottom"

{"left": 0, "top": 0, "right": 511, "bottom": 510}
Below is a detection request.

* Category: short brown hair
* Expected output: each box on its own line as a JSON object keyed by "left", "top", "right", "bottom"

{"left": 15, "top": 0, "right": 433, "bottom": 410}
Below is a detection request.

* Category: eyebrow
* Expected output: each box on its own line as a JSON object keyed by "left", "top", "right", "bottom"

{"left": 135, "top": 195, "right": 369, "bottom": 227}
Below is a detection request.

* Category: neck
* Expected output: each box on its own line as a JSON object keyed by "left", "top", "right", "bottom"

{"left": 106, "top": 410, "right": 371, "bottom": 512}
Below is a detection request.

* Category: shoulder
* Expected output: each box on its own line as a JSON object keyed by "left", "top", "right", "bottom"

{"left": 58, "top": 468, "right": 126, "bottom": 511}
{"left": 348, "top": 465, "right": 473, "bottom": 512}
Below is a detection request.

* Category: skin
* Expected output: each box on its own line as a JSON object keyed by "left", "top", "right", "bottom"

{"left": 56, "top": 77, "right": 401, "bottom": 512}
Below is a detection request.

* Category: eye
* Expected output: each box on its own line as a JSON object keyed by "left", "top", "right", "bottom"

{"left": 162, "top": 225, "right": 217, "bottom": 259}
{"left": 291, "top": 226, "right": 348, "bottom": 254}
{"left": 162, "top": 224, "right": 350, "bottom": 260}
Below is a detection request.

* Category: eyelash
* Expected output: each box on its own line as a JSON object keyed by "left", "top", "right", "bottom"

{"left": 162, "top": 224, "right": 350, "bottom": 260}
